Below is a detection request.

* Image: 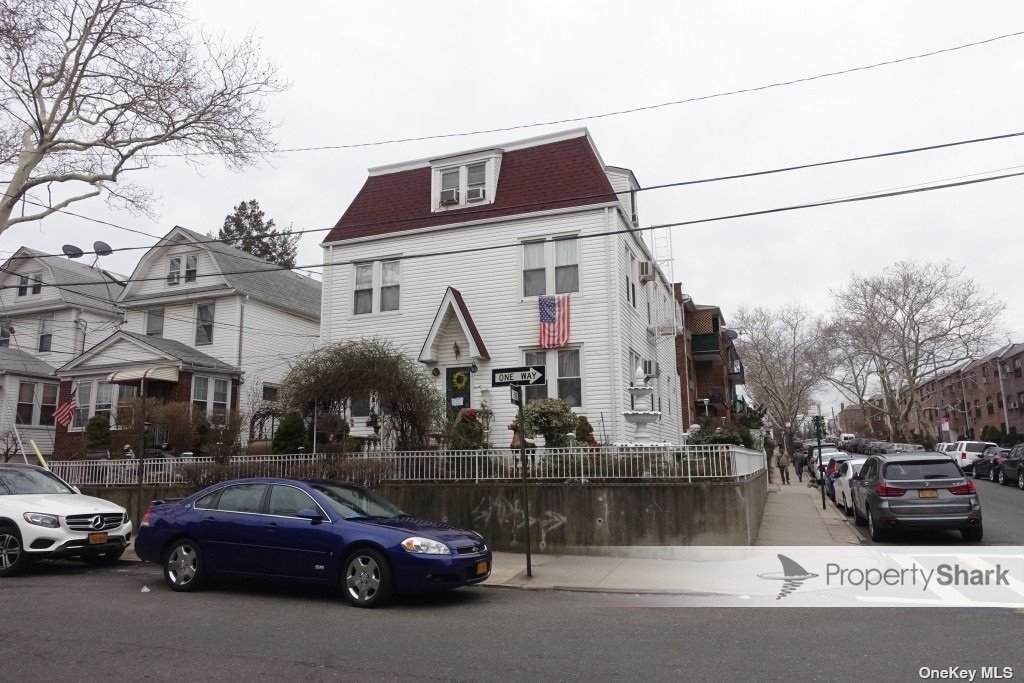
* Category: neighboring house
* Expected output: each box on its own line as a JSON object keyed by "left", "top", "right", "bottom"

{"left": 673, "top": 288, "right": 744, "bottom": 425}
{"left": 320, "top": 128, "right": 684, "bottom": 444}
{"left": 53, "top": 227, "right": 322, "bottom": 458}
{"left": 0, "top": 247, "right": 125, "bottom": 456}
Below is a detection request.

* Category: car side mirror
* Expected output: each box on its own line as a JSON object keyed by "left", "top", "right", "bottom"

{"left": 296, "top": 507, "right": 324, "bottom": 523}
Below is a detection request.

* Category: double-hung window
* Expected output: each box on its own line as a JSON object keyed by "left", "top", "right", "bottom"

{"left": 94, "top": 382, "right": 114, "bottom": 420}
{"left": 212, "top": 379, "right": 229, "bottom": 417}
{"left": 17, "top": 272, "right": 42, "bottom": 297}
{"left": 72, "top": 381, "right": 92, "bottom": 429}
{"left": 262, "top": 384, "right": 280, "bottom": 402}
{"left": 195, "top": 302, "right": 214, "bottom": 345}
{"left": 146, "top": 307, "right": 164, "bottom": 337}
{"left": 185, "top": 255, "right": 198, "bottom": 283}
{"left": 440, "top": 169, "right": 460, "bottom": 204}
{"left": 0, "top": 319, "right": 10, "bottom": 347}
{"left": 524, "top": 348, "right": 583, "bottom": 407}
{"left": 435, "top": 160, "right": 491, "bottom": 208}
{"left": 467, "top": 163, "right": 486, "bottom": 199}
{"left": 350, "top": 391, "right": 371, "bottom": 418}
{"left": 626, "top": 250, "right": 637, "bottom": 308}
{"left": 352, "top": 260, "right": 401, "bottom": 315}
{"left": 37, "top": 315, "right": 53, "bottom": 352}
{"left": 521, "top": 238, "right": 579, "bottom": 297}
{"left": 16, "top": 382, "right": 34, "bottom": 424}
{"left": 168, "top": 257, "right": 181, "bottom": 285}
{"left": 39, "top": 383, "right": 58, "bottom": 424}
{"left": 192, "top": 376, "right": 209, "bottom": 413}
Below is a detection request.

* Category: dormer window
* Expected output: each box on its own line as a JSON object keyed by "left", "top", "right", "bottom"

{"left": 432, "top": 155, "right": 498, "bottom": 210}
{"left": 17, "top": 272, "right": 42, "bottom": 296}
{"left": 168, "top": 253, "right": 198, "bottom": 286}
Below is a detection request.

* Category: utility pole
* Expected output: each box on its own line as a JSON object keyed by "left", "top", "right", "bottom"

{"left": 995, "top": 353, "right": 1010, "bottom": 436}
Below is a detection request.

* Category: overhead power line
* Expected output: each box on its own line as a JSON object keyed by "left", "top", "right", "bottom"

{"left": 7, "top": 169, "right": 1022, "bottom": 289}
{"left": 7, "top": 129, "right": 1024, "bottom": 262}
{"left": 145, "top": 30, "right": 1024, "bottom": 155}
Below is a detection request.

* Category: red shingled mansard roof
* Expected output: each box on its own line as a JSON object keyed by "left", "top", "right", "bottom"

{"left": 323, "top": 135, "right": 619, "bottom": 243}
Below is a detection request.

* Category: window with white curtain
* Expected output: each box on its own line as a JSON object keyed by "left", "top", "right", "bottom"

{"left": 192, "top": 376, "right": 209, "bottom": 413}
{"left": 557, "top": 349, "right": 582, "bottom": 407}
{"left": 94, "top": 382, "right": 113, "bottom": 419}
{"left": 522, "top": 237, "right": 579, "bottom": 297}
{"left": 524, "top": 348, "right": 583, "bottom": 407}
{"left": 524, "top": 350, "right": 548, "bottom": 404}
{"left": 353, "top": 263, "right": 373, "bottom": 314}
{"left": 353, "top": 260, "right": 401, "bottom": 315}
{"left": 380, "top": 260, "right": 400, "bottom": 312}
{"left": 72, "top": 381, "right": 92, "bottom": 429}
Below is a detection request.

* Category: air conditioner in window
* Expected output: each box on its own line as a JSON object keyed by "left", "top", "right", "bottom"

{"left": 1012, "top": 402, "right": 1020, "bottom": 410}
{"left": 439, "top": 189, "right": 459, "bottom": 205}
{"left": 642, "top": 360, "right": 660, "bottom": 378}
{"left": 466, "top": 187, "right": 486, "bottom": 201}
{"left": 166, "top": 273, "right": 180, "bottom": 285}
{"left": 638, "top": 261, "right": 656, "bottom": 284}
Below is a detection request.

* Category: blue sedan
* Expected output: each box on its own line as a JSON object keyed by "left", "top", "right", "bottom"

{"left": 134, "top": 477, "right": 492, "bottom": 607}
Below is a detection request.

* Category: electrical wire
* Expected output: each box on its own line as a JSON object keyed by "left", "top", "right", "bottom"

{"left": 6, "top": 128, "right": 1024, "bottom": 261}
{"left": 143, "top": 29, "right": 1024, "bottom": 155}
{"left": 5, "top": 168, "right": 1021, "bottom": 288}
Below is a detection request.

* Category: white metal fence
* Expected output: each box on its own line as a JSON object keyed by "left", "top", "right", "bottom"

{"left": 49, "top": 445, "right": 766, "bottom": 487}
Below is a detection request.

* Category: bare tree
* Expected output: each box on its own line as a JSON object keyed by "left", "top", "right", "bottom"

{"left": 831, "top": 261, "right": 1004, "bottom": 440}
{"left": 0, "top": 429, "right": 20, "bottom": 461}
{"left": 0, "top": 0, "right": 286, "bottom": 236}
{"left": 734, "top": 305, "right": 829, "bottom": 451}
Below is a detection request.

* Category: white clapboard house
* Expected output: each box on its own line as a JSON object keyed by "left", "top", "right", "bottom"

{"left": 1, "top": 247, "right": 126, "bottom": 457}
{"left": 321, "top": 129, "right": 684, "bottom": 444}
{"left": 52, "top": 227, "right": 321, "bottom": 458}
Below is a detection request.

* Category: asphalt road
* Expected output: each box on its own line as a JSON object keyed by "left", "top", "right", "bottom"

{"left": 2, "top": 562, "right": 1022, "bottom": 682}
{"left": 844, "top": 473, "right": 1024, "bottom": 545}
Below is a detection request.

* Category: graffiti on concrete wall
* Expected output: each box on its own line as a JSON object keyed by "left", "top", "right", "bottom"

{"left": 470, "top": 494, "right": 566, "bottom": 548}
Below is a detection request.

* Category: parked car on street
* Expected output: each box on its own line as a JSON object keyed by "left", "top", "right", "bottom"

{"left": 972, "top": 447, "right": 1011, "bottom": 482}
{"left": 833, "top": 457, "right": 867, "bottom": 515}
{"left": 995, "top": 443, "right": 1024, "bottom": 489}
{"left": 808, "top": 446, "right": 842, "bottom": 481}
{"left": 0, "top": 463, "right": 132, "bottom": 576}
{"left": 824, "top": 454, "right": 858, "bottom": 500}
{"left": 849, "top": 454, "right": 983, "bottom": 542}
{"left": 134, "top": 477, "right": 492, "bottom": 607}
{"left": 947, "top": 441, "right": 998, "bottom": 474}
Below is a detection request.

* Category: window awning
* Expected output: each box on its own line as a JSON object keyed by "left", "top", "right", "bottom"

{"left": 107, "top": 366, "right": 179, "bottom": 383}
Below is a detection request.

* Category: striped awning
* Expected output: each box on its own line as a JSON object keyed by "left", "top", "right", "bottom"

{"left": 107, "top": 366, "right": 179, "bottom": 383}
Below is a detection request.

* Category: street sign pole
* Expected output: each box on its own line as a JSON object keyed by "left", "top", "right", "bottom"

{"left": 517, "top": 394, "right": 532, "bottom": 578}
{"left": 815, "top": 416, "right": 826, "bottom": 511}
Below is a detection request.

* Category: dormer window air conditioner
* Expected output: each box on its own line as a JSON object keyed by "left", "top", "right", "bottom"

{"left": 642, "top": 359, "right": 660, "bottom": 379}
{"left": 466, "top": 187, "right": 486, "bottom": 202}
{"left": 638, "top": 261, "right": 656, "bottom": 284}
{"left": 439, "top": 188, "right": 459, "bottom": 206}
{"left": 167, "top": 272, "right": 180, "bottom": 285}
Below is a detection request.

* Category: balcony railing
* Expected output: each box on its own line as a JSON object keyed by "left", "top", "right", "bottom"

{"left": 692, "top": 333, "right": 720, "bottom": 354}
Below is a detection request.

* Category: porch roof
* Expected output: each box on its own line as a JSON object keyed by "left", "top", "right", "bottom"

{"left": 0, "top": 347, "right": 57, "bottom": 379}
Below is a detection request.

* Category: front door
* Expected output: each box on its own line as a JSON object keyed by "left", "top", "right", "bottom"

{"left": 445, "top": 367, "right": 472, "bottom": 415}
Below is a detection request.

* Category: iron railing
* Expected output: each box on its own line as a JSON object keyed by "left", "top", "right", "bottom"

{"left": 49, "top": 445, "right": 766, "bottom": 487}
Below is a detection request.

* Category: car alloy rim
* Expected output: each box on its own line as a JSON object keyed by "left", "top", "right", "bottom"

{"left": 0, "top": 532, "right": 20, "bottom": 570}
{"left": 867, "top": 509, "right": 874, "bottom": 536}
{"left": 999, "top": 471, "right": 1005, "bottom": 484}
{"left": 168, "top": 545, "right": 197, "bottom": 585}
{"left": 989, "top": 468, "right": 996, "bottom": 482}
{"left": 346, "top": 555, "right": 381, "bottom": 602}
{"left": 1019, "top": 473, "right": 1024, "bottom": 491}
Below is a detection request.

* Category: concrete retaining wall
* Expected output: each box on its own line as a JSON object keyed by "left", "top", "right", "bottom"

{"left": 83, "top": 472, "right": 767, "bottom": 553}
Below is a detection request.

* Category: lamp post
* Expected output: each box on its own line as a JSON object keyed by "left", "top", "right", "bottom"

{"left": 702, "top": 398, "right": 710, "bottom": 416}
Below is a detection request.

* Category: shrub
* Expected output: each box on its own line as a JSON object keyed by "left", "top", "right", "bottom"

{"left": 575, "top": 415, "right": 597, "bottom": 447}
{"left": 273, "top": 411, "right": 306, "bottom": 453}
{"left": 85, "top": 414, "right": 111, "bottom": 450}
{"left": 446, "top": 408, "right": 485, "bottom": 450}
{"left": 522, "top": 398, "right": 578, "bottom": 448}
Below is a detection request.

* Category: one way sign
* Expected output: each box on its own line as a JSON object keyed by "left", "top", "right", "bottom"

{"left": 491, "top": 365, "right": 546, "bottom": 387}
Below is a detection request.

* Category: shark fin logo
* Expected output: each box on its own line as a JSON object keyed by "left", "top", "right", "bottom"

{"left": 757, "top": 554, "right": 819, "bottom": 600}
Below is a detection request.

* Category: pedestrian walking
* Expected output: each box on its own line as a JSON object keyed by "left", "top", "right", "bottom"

{"left": 793, "top": 449, "right": 805, "bottom": 482}
{"left": 777, "top": 448, "right": 792, "bottom": 484}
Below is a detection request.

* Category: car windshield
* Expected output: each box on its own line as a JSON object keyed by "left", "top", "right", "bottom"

{"left": 0, "top": 468, "right": 74, "bottom": 495}
{"left": 311, "top": 483, "right": 405, "bottom": 520}
{"left": 883, "top": 460, "right": 962, "bottom": 481}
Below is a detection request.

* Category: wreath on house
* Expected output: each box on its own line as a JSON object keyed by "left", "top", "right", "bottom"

{"left": 450, "top": 370, "right": 469, "bottom": 391}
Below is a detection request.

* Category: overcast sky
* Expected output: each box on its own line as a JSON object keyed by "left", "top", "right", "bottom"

{"left": 3, "top": 1, "right": 1022, "bottom": 411}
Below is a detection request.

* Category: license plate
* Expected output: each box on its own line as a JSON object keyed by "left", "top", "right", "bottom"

{"left": 475, "top": 560, "right": 489, "bottom": 576}
{"left": 918, "top": 489, "right": 938, "bottom": 499}
{"left": 87, "top": 532, "right": 108, "bottom": 544}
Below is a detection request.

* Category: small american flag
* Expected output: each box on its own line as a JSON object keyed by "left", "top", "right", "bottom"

{"left": 54, "top": 389, "right": 77, "bottom": 427}
{"left": 538, "top": 294, "right": 570, "bottom": 348}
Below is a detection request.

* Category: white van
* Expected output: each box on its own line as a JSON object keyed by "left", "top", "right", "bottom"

{"left": 949, "top": 441, "right": 998, "bottom": 472}
{"left": 839, "top": 433, "right": 855, "bottom": 447}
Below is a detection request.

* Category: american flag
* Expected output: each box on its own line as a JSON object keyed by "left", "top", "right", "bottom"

{"left": 538, "top": 294, "right": 570, "bottom": 348}
{"left": 53, "top": 389, "right": 77, "bottom": 427}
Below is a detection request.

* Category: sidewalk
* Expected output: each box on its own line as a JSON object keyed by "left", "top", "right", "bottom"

{"left": 120, "top": 480, "right": 862, "bottom": 594}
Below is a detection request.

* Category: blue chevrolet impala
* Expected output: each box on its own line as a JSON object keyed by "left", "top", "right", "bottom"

{"left": 134, "top": 478, "right": 491, "bottom": 607}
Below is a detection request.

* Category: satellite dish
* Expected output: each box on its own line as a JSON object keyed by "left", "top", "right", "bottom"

{"left": 723, "top": 329, "right": 739, "bottom": 341}
{"left": 93, "top": 241, "right": 113, "bottom": 256}
{"left": 62, "top": 244, "right": 84, "bottom": 259}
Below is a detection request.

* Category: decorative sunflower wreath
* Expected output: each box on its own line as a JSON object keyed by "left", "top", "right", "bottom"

{"left": 450, "top": 370, "right": 469, "bottom": 391}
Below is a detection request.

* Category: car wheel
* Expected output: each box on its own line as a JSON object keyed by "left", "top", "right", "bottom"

{"left": 989, "top": 467, "right": 997, "bottom": 483}
{"left": 867, "top": 507, "right": 886, "bottom": 542}
{"left": 998, "top": 469, "right": 1008, "bottom": 486}
{"left": 972, "top": 466, "right": 982, "bottom": 480}
{"left": 1018, "top": 470, "right": 1024, "bottom": 492}
{"left": 164, "top": 539, "right": 204, "bottom": 592}
{"left": 841, "top": 493, "right": 852, "bottom": 517}
{"left": 962, "top": 527, "right": 983, "bottom": 543}
{"left": 0, "top": 525, "right": 28, "bottom": 577}
{"left": 82, "top": 548, "right": 126, "bottom": 566}
{"left": 342, "top": 547, "right": 393, "bottom": 608}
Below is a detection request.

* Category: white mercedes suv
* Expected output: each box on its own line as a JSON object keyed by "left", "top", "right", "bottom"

{"left": 0, "top": 463, "right": 132, "bottom": 576}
